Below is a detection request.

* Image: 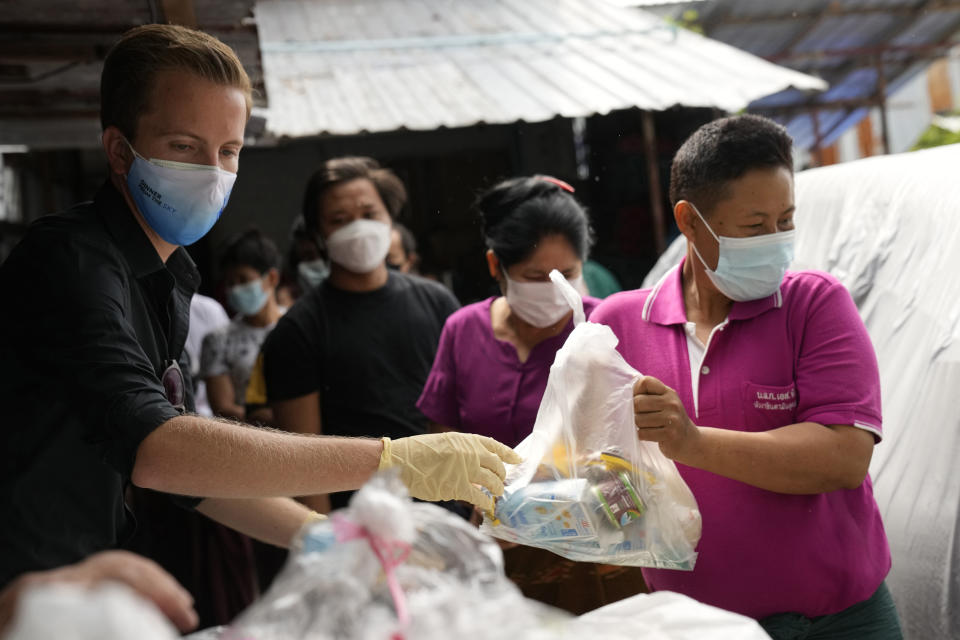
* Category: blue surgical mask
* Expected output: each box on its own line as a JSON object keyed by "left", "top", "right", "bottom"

{"left": 689, "top": 202, "right": 795, "bottom": 302}
{"left": 297, "top": 258, "right": 329, "bottom": 290}
{"left": 124, "top": 140, "right": 236, "bottom": 246}
{"left": 228, "top": 278, "right": 269, "bottom": 316}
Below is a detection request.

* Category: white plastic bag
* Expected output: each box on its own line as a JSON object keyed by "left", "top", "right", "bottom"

{"left": 202, "top": 472, "right": 567, "bottom": 640}
{"left": 572, "top": 591, "right": 770, "bottom": 640}
{"left": 3, "top": 582, "right": 179, "bottom": 640}
{"left": 481, "top": 271, "right": 701, "bottom": 569}
{"left": 186, "top": 473, "right": 761, "bottom": 640}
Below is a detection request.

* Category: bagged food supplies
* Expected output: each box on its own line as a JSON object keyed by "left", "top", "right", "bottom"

{"left": 481, "top": 271, "right": 701, "bottom": 569}
{"left": 196, "top": 472, "right": 568, "bottom": 640}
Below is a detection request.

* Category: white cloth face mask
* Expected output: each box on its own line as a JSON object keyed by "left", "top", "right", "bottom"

{"left": 504, "top": 271, "right": 584, "bottom": 328}
{"left": 688, "top": 202, "right": 795, "bottom": 302}
{"left": 325, "top": 219, "right": 392, "bottom": 274}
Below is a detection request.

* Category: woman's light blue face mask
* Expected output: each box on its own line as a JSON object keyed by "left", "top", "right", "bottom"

{"left": 124, "top": 139, "right": 237, "bottom": 246}
{"left": 688, "top": 202, "right": 795, "bottom": 302}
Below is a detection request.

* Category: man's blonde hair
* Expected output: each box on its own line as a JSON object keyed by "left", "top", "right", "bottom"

{"left": 100, "top": 23, "right": 252, "bottom": 139}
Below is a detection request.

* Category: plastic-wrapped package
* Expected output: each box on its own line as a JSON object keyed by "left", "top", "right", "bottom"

{"left": 203, "top": 472, "right": 568, "bottom": 640}
{"left": 1, "top": 474, "right": 765, "bottom": 640}
{"left": 481, "top": 271, "right": 701, "bottom": 569}
{"left": 186, "top": 472, "right": 761, "bottom": 640}
{"left": 640, "top": 144, "right": 960, "bottom": 639}
{"left": 570, "top": 591, "right": 770, "bottom": 640}
{"left": 2, "top": 582, "right": 179, "bottom": 640}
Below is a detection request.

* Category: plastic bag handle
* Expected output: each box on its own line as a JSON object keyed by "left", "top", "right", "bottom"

{"left": 549, "top": 269, "right": 585, "bottom": 326}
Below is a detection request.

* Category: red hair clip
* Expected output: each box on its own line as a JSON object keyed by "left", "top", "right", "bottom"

{"left": 536, "top": 175, "right": 575, "bottom": 193}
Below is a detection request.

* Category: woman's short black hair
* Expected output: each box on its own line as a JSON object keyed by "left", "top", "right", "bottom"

{"left": 220, "top": 227, "right": 281, "bottom": 275}
{"left": 476, "top": 176, "right": 593, "bottom": 269}
{"left": 669, "top": 114, "right": 793, "bottom": 215}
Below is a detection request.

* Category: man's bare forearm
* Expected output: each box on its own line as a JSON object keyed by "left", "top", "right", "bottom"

{"left": 132, "top": 415, "right": 382, "bottom": 498}
{"left": 197, "top": 496, "right": 316, "bottom": 548}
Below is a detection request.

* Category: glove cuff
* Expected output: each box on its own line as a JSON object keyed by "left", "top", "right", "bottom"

{"left": 302, "top": 511, "right": 327, "bottom": 527}
{"left": 377, "top": 436, "right": 393, "bottom": 471}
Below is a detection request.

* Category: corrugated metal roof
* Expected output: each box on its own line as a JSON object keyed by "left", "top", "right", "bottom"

{"left": 0, "top": 0, "right": 263, "bottom": 149}
{"left": 253, "top": 0, "right": 825, "bottom": 139}
{"left": 647, "top": 0, "right": 960, "bottom": 150}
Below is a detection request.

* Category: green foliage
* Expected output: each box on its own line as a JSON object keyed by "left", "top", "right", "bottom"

{"left": 911, "top": 116, "right": 960, "bottom": 151}
{"left": 665, "top": 9, "right": 704, "bottom": 34}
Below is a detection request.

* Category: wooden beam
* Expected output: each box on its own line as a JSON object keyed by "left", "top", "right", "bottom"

{"left": 0, "top": 108, "right": 101, "bottom": 119}
{"left": 752, "top": 97, "right": 884, "bottom": 115}
{"left": 712, "top": 1, "right": 960, "bottom": 26}
{"left": 641, "top": 111, "right": 667, "bottom": 256}
{"left": 0, "top": 22, "right": 139, "bottom": 35}
{"left": 768, "top": 40, "right": 960, "bottom": 64}
{"left": 0, "top": 39, "right": 107, "bottom": 62}
{"left": 857, "top": 114, "right": 875, "bottom": 158}
{"left": 0, "top": 21, "right": 254, "bottom": 36}
{"left": 811, "top": 108, "right": 824, "bottom": 167}
{"left": 161, "top": 0, "right": 198, "bottom": 28}
{"left": 875, "top": 55, "right": 891, "bottom": 155}
{"left": 0, "top": 88, "right": 99, "bottom": 114}
{"left": 697, "top": 3, "right": 734, "bottom": 35}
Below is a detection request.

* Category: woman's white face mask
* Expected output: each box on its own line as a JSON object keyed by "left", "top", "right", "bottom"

{"left": 504, "top": 271, "right": 584, "bottom": 328}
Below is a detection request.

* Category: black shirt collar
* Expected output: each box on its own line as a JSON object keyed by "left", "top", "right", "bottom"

{"left": 94, "top": 180, "right": 201, "bottom": 292}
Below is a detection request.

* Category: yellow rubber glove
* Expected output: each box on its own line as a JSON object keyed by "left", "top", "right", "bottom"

{"left": 379, "top": 433, "right": 522, "bottom": 512}
{"left": 303, "top": 511, "right": 327, "bottom": 526}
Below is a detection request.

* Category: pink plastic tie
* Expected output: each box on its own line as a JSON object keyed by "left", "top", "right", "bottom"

{"left": 332, "top": 513, "right": 412, "bottom": 639}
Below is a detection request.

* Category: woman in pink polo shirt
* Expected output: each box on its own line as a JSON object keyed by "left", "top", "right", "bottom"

{"left": 592, "top": 115, "right": 902, "bottom": 639}
{"left": 417, "top": 176, "right": 646, "bottom": 613}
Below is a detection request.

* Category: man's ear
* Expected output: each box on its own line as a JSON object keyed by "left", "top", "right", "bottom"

{"left": 674, "top": 200, "right": 697, "bottom": 241}
{"left": 102, "top": 126, "right": 133, "bottom": 177}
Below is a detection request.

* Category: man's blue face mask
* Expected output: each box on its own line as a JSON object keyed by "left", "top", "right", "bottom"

{"left": 124, "top": 139, "right": 236, "bottom": 246}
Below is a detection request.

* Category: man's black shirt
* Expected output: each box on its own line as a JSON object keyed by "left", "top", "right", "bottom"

{"left": 0, "top": 180, "right": 198, "bottom": 586}
{"left": 261, "top": 271, "right": 459, "bottom": 508}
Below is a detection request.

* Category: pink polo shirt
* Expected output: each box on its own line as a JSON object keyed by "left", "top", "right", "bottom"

{"left": 590, "top": 260, "right": 891, "bottom": 619}
{"left": 417, "top": 296, "right": 600, "bottom": 448}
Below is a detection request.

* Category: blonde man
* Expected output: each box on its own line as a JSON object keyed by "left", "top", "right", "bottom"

{"left": 0, "top": 24, "right": 517, "bottom": 630}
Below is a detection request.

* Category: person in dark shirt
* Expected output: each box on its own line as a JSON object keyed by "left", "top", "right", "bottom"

{"left": 259, "top": 157, "right": 461, "bottom": 513}
{"left": 0, "top": 24, "right": 518, "bottom": 627}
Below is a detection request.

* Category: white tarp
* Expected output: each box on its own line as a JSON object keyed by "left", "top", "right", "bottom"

{"left": 642, "top": 143, "right": 960, "bottom": 639}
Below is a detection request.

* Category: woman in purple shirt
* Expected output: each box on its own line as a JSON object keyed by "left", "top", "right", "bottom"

{"left": 417, "top": 176, "right": 646, "bottom": 613}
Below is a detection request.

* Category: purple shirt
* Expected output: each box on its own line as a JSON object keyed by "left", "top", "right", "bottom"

{"left": 591, "top": 262, "right": 891, "bottom": 619}
{"left": 417, "top": 296, "right": 600, "bottom": 448}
